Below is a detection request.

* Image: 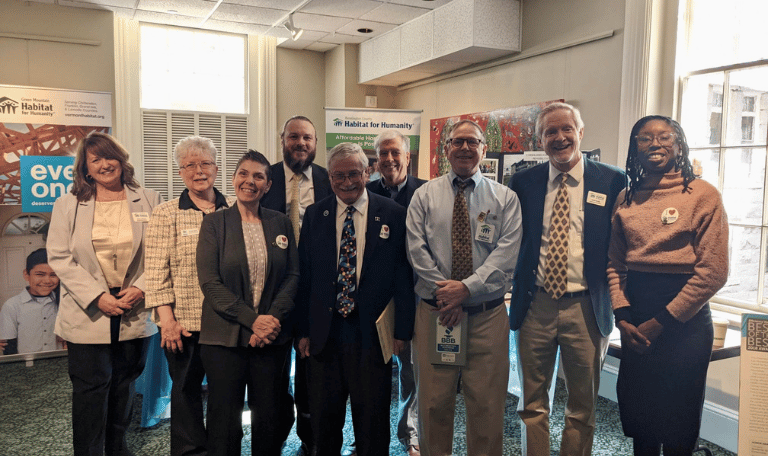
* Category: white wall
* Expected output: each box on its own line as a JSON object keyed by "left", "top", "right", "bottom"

{"left": 395, "top": 0, "right": 626, "bottom": 176}
{"left": 276, "top": 48, "right": 327, "bottom": 164}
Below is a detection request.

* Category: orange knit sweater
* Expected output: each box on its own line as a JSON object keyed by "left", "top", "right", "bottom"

{"left": 607, "top": 172, "right": 729, "bottom": 324}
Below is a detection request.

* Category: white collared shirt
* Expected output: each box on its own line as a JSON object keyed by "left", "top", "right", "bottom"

{"left": 283, "top": 162, "right": 315, "bottom": 230}
{"left": 335, "top": 190, "right": 368, "bottom": 286}
{"left": 536, "top": 155, "right": 587, "bottom": 291}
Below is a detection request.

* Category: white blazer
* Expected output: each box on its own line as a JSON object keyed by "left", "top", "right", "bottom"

{"left": 47, "top": 187, "right": 162, "bottom": 344}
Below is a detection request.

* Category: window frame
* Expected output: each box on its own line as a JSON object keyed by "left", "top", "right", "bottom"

{"left": 680, "top": 59, "right": 768, "bottom": 313}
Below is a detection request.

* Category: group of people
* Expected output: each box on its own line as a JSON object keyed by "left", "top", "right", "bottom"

{"left": 42, "top": 101, "right": 728, "bottom": 456}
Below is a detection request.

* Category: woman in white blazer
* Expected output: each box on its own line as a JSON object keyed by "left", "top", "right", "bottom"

{"left": 47, "top": 132, "right": 162, "bottom": 456}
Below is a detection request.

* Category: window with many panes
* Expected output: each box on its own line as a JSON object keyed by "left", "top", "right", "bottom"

{"left": 679, "top": 0, "right": 768, "bottom": 312}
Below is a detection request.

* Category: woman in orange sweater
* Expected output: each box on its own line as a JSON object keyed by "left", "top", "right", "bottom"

{"left": 607, "top": 116, "right": 729, "bottom": 456}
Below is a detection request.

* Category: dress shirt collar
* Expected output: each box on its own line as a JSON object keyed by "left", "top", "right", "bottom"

{"left": 378, "top": 176, "right": 408, "bottom": 192}
{"left": 178, "top": 187, "right": 230, "bottom": 211}
{"left": 448, "top": 169, "right": 482, "bottom": 189}
{"left": 335, "top": 189, "right": 369, "bottom": 220}
{"left": 548, "top": 153, "right": 584, "bottom": 185}
{"left": 21, "top": 287, "right": 56, "bottom": 304}
{"left": 283, "top": 161, "right": 313, "bottom": 182}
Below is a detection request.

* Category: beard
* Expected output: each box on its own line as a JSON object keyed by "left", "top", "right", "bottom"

{"left": 284, "top": 146, "right": 316, "bottom": 173}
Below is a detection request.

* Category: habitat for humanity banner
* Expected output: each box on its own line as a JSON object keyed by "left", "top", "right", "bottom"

{"left": 325, "top": 108, "right": 421, "bottom": 153}
{"left": 0, "top": 84, "right": 112, "bottom": 210}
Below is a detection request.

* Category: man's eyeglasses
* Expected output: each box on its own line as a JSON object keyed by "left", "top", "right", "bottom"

{"left": 330, "top": 170, "right": 364, "bottom": 182}
{"left": 181, "top": 161, "right": 216, "bottom": 172}
{"left": 449, "top": 138, "right": 483, "bottom": 150}
{"left": 635, "top": 133, "right": 677, "bottom": 147}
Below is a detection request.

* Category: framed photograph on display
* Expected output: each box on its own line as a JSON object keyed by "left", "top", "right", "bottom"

{"left": 480, "top": 158, "right": 498, "bottom": 179}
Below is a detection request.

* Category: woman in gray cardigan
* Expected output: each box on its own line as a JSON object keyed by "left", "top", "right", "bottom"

{"left": 196, "top": 150, "right": 299, "bottom": 456}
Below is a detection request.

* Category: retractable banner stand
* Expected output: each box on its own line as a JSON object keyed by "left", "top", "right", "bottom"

{"left": 0, "top": 84, "right": 112, "bottom": 211}
{"left": 325, "top": 107, "right": 422, "bottom": 155}
{"left": 0, "top": 84, "right": 112, "bottom": 351}
{"left": 739, "top": 313, "right": 768, "bottom": 455}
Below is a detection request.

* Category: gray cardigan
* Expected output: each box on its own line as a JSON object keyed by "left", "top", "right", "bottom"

{"left": 196, "top": 202, "right": 299, "bottom": 347}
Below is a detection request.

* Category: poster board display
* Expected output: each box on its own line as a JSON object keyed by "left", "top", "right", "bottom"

{"left": 429, "top": 100, "right": 563, "bottom": 180}
{"left": 738, "top": 313, "right": 768, "bottom": 455}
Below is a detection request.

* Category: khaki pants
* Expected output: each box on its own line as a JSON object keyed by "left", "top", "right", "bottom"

{"left": 413, "top": 300, "right": 510, "bottom": 456}
{"left": 516, "top": 290, "right": 608, "bottom": 456}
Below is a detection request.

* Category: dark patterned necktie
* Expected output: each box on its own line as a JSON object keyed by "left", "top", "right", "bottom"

{"left": 336, "top": 206, "right": 357, "bottom": 316}
{"left": 451, "top": 180, "right": 472, "bottom": 281}
{"left": 544, "top": 173, "right": 570, "bottom": 299}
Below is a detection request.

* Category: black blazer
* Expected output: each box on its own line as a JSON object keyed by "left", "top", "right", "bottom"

{"left": 197, "top": 203, "right": 299, "bottom": 347}
{"left": 260, "top": 162, "right": 333, "bottom": 214}
{"left": 366, "top": 175, "right": 427, "bottom": 208}
{"left": 297, "top": 191, "right": 415, "bottom": 355}
{"left": 508, "top": 158, "right": 626, "bottom": 337}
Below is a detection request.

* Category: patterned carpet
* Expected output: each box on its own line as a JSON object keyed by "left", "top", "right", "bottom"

{"left": 0, "top": 356, "right": 735, "bottom": 455}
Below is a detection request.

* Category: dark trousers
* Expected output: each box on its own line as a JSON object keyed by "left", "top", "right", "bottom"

{"left": 200, "top": 342, "right": 291, "bottom": 456}
{"left": 67, "top": 337, "right": 150, "bottom": 456}
{"left": 165, "top": 332, "right": 207, "bottom": 456}
{"left": 279, "top": 347, "right": 314, "bottom": 449}
{"left": 308, "top": 339, "right": 392, "bottom": 456}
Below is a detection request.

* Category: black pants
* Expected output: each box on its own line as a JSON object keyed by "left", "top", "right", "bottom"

{"left": 308, "top": 338, "right": 392, "bottom": 456}
{"left": 279, "top": 347, "right": 313, "bottom": 449}
{"left": 164, "top": 332, "right": 207, "bottom": 456}
{"left": 200, "top": 342, "right": 291, "bottom": 456}
{"left": 68, "top": 336, "right": 150, "bottom": 456}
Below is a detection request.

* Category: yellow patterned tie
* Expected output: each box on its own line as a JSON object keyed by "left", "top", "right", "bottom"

{"left": 289, "top": 173, "right": 301, "bottom": 243}
{"left": 544, "top": 173, "right": 569, "bottom": 299}
{"left": 451, "top": 180, "right": 473, "bottom": 281}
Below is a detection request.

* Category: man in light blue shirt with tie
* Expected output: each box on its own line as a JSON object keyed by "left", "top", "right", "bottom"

{"left": 406, "top": 119, "right": 522, "bottom": 456}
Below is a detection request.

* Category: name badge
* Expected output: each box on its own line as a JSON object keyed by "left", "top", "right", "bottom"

{"left": 475, "top": 222, "right": 496, "bottom": 243}
{"left": 132, "top": 212, "right": 150, "bottom": 222}
{"left": 182, "top": 228, "right": 199, "bottom": 237}
{"left": 276, "top": 235, "right": 289, "bottom": 249}
{"left": 380, "top": 225, "right": 390, "bottom": 239}
{"left": 586, "top": 191, "right": 607, "bottom": 207}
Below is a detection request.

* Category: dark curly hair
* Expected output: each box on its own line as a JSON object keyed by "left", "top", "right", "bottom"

{"left": 623, "top": 115, "right": 695, "bottom": 204}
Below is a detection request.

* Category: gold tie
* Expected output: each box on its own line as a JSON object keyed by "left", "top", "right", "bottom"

{"left": 290, "top": 173, "right": 301, "bottom": 243}
{"left": 544, "top": 173, "right": 569, "bottom": 299}
{"left": 451, "top": 180, "right": 473, "bottom": 281}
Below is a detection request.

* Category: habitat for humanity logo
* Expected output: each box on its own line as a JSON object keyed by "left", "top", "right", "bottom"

{"left": 333, "top": 118, "right": 343, "bottom": 127}
{"left": 0, "top": 96, "right": 19, "bottom": 114}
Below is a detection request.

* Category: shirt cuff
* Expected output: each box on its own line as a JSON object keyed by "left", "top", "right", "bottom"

{"left": 654, "top": 307, "right": 682, "bottom": 328}
{"left": 613, "top": 307, "right": 632, "bottom": 324}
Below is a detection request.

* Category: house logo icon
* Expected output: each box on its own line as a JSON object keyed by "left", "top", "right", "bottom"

{"left": 0, "top": 96, "right": 19, "bottom": 114}
{"left": 333, "top": 118, "right": 343, "bottom": 127}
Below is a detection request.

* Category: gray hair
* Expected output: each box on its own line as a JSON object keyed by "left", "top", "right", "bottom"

{"left": 174, "top": 136, "right": 217, "bottom": 167}
{"left": 535, "top": 102, "right": 584, "bottom": 139}
{"left": 374, "top": 130, "right": 410, "bottom": 156}
{"left": 327, "top": 142, "right": 368, "bottom": 171}
{"left": 448, "top": 119, "right": 487, "bottom": 142}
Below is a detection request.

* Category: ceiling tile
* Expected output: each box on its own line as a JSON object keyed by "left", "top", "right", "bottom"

{"left": 305, "top": 42, "right": 338, "bottom": 52}
{"left": 336, "top": 19, "right": 396, "bottom": 37}
{"left": 136, "top": 0, "right": 215, "bottom": 18}
{"left": 202, "top": 19, "right": 271, "bottom": 35}
{"left": 59, "top": 0, "right": 139, "bottom": 8}
{"left": 222, "top": 0, "right": 299, "bottom": 11}
{"left": 386, "top": 0, "right": 452, "bottom": 8}
{"left": 292, "top": 12, "right": 352, "bottom": 33}
{"left": 210, "top": 3, "right": 286, "bottom": 25}
{"left": 301, "top": 0, "right": 383, "bottom": 19}
{"left": 133, "top": 10, "right": 204, "bottom": 28}
{"left": 320, "top": 32, "right": 368, "bottom": 44}
{"left": 275, "top": 39, "right": 310, "bottom": 50}
{"left": 360, "top": 3, "right": 428, "bottom": 24}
